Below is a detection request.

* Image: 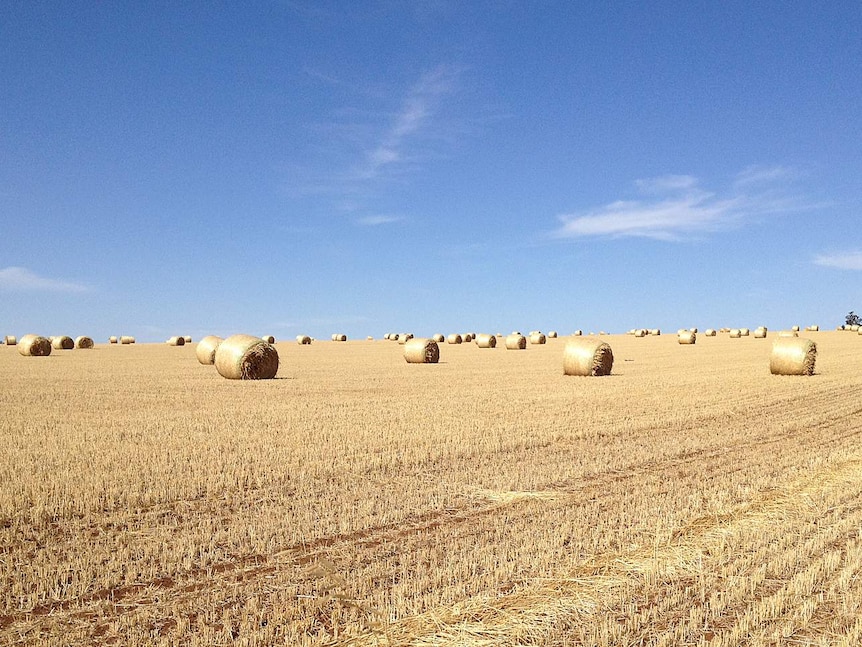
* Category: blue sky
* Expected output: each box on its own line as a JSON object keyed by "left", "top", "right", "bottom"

{"left": 2, "top": 1, "right": 861, "bottom": 341}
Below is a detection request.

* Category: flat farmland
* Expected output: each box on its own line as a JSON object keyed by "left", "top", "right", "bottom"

{"left": 2, "top": 331, "right": 862, "bottom": 646}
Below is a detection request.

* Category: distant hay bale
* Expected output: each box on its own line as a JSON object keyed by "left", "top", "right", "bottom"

{"left": 383, "top": 333, "right": 391, "bottom": 340}
{"left": 852, "top": 325, "right": 860, "bottom": 332}
{"left": 119, "top": 336, "right": 135, "bottom": 344}
{"left": 739, "top": 328, "right": 750, "bottom": 336}
{"left": 108, "top": 336, "right": 118, "bottom": 344}
{"left": 704, "top": 329, "right": 717, "bottom": 336}
{"left": 563, "top": 337, "right": 613, "bottom": 376}
{"left": 571, "top": 330, "right": 583, "bottom": 336}
{"left": 511, "top": 331, "right": 522, "bottom": 335}
{"left": 367, "top": 336, "right": 374, "bottom": 341}
{"left": 214, "top": 334, "right": 279, "bottom": 380}
{"left": 51, "top": 336, "right": 74, "bottom": 350}
{"left": 548, "top": 331, "right": 558, "bottom": 338}
{"left": 778, "top": 330, "right": 799, "bottom": 338}
{"left": 332, "top": 334, "right": 347, "bottom": 342}
{"left": 770, "top": 337, "right": 816, "bottom": 376}
{"left": 463, "top": 333, "right": 473, "bottom": 343}
{"left": 296, "top": 335, "right": 312, "bottom": 345}
{"left": 649, "top": 329, "right": 661, "bottom": 336}
{"left": 5, "top": 335, "right": 17, "bottom": 346}
{"left": 805, "top": 325, "right": 819, "bottom": 332}
{"left": 678, "top": 330, "right": 696, "bottom": 345}
{"left": 634, "top": 329, "right": 646, "bottom": 338}
{"left": 167, "top": 336, "right": 185, "bottom": 346}
{"left": 18, "top": 334, "right": 52, "bottom": 356}
{"left": 75, "top": 336, "right": 94, "bottom": 349}
{"left": 690, "top": 327, "right": 698, "bottom": 333}
{"left": 475, "top": 333, "right": 496, "bottom": 348}
{"left": 432, "top": 333, "right": 445, "bottom": 343}
{"left": 729, "top": 329, "right": 741, "bottom": 338}
{"left": 397, "top": 333, "right": 414, "bottom": 345}
{"left": 505, "top": 333, "right": 527, "bottom": 350}
{"left": 261, "top": 335, "right": 275, "bottom": 344}
{"left": 791, "top": 325, "right": 800, "bottom": 332}
{"left": 529, "top": 332, "right": 547, "bottom": 345}
{"left": 404, "top": 337, "right": 440, "bottom": 364}
{"left": 196, "top": 335, "right": 223, "bottom": 365}
{"left": 754, "top": 326, "right": 768, "bottom": 339}
{"left": 447, "top": 334, "right": 462, "bottom": 344}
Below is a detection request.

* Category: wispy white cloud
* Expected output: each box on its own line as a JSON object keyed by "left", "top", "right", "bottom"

{"left": 356, "top": 214, "right": 404, "bottom": 226}
{"left": 554, "top": 166, "right": 807, "bottom": 241}
{"left": 0, "top": 266, "right": 90, "bottom": 292}
{"left": 813, "top": 251, "right": 862, "bottom": 270}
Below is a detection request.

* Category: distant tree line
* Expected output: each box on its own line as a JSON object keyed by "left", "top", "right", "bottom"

{"left": 846, "top": 311, "right": 861, "bottom": 327}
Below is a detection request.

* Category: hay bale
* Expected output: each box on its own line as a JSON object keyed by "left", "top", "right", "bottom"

{"left": 367, "top": 335, "right": 374, "bottom": 341}
{"left": 852, "top": 325, "right": 860, "bottom": 332}
{"left": 634, "top": 329, "right": 646, "bottom": 338}
{"left": 432, "top": 333, "right": 445, "bottom": 343}
{"left": 167, "top": 336, "right": 185, "bottom": 346}
{"left": 505, "top": 333, "right": 526, "bottom": 350}
{"left": 704, "top": 329, "right": 716, "bottom": 336}
{"left": 463, "top": 333, "right": 473, "bottom": 343}
{"left": 548, "top": 331, "right": 558, "bottom": 338}
{"left": 806, "top": 325, "right": 819, "bottom": 331}
{"left": 778, "top": 330, "right": 799, "bottom": 338}
{"left": 475, "top": 333, "right": 496, "bottom": 348}
{"left": 571, "top": 330, "right": 583, "bottom": 336}
{"left": 398, "top": 333, "right": 414, "bottom": 345}
{"left": 296, "top": 335, "right": 312, "bottom": 345}
{"left": 51, "top": 336, "right": 74, "bottom": 350}
{"left": 754, "top": 326, "right": 768, "bottom": 339}
{"left": 214, "top": 334, "right": 279, "bottom": 380}
{"left": 791, "top": 325, "right": 800, "bottom": 332}
{"left": 739, "top": 328, "right": 750, "bottom": 336}
{"left": 729, "top": 329, "right": 741, "bottom": 338}
{"left": 108, "top": 336, "right": 118, "bottom": 344}
{"left": 649, "top": 329, "right": 661, "bottom": 336}
{"left": 447, "top": 333, "right": 462, "bottom": 344}
{"left": 770, "top": 337, "right": 816, "bottom": 376}
{"left": 404, "top": 338, "right": 440, "bottom": 364}
{"left": 332, "top": 334, "right": 347, "bottom": 342}
{"left": 261, "top": 335, "right": 275, "bottom": 344}
{"left": 74, "top": 336, "right": 94, "bottom": 349}
{"left": 18, "top": 334, "right": 52, "bottom": 356}
{"left": 183, "top": 336, "right": 192, "bottom": 343}
{"left": 4, "top": 335, "right": 17, "bottom": 346}
{"left": 530, "top": 332, "right": 547, "bottom": 345}
{"left": 119, "top": 336, "right": 135, "bottom": 344}
{"left": 563, "top": 337, "right": 613, "bottom": 376}
{"left": 690, "top": 327, "right": 698, "bottom": 333}
{"left": 678, "top": 330, "right": 696, "bottom": 345}
{"left": 196, "top": 335, "right": 223, "bottom": 364}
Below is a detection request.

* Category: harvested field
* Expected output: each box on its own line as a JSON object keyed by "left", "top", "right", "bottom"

{"left": 2, "top": 331, "right": 862, "bottom": 646}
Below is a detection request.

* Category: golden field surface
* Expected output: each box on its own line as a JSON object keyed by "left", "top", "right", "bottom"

{"left": 2, "top": 330, "right": 862, "bottom": 646}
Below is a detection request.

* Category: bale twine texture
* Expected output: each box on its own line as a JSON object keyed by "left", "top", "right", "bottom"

{"left": 447, "top": 334, "right": 462, "bottom": 344}
{"left": 196, "top": 335, "right": 223, "bottom": 365}
{"left": 75, "top": 336, "right": 94, "bottom": 349}
{"left": 563, "top": 337, "right": 613, "bottom": 376}
{"left": 475, "top": 333, "right": 496, "bottom": 348}
{"left": 770, "top": 337, "right": 816, "bottom": 376}
{"left": 403, "top": 338, "right": 440, "bottom": 364}
{"left": 214, "top": 334, "right": 279, "bottom": 380}
{"left": 18, "top": 334, "right": 52, "bottom": 356}
{"left": 505, "top": 334, "right": 527, "bottom": 350}
{"left": 52, "top": 336, "right": 74, "bottom": 350}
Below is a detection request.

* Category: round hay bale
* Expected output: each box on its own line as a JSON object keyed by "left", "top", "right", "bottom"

{"left": 367, "top": 336, "right": 374, "bottom": 341}
{"left": 678, "top": 330, "right": 696, "bottom": 345}
{"left": 261, "top": 335, "right": 275, "bottom": 344}
{"left": 332, "top": 334, "right": 347, "bottom": 342}
{"left": 729, "top": 329, "right": 741, "bottom": 338}
{"left": 196, "top": 335, "right": 223, "bottom": 365}
{"left": 704, "top": 329, "right": 717, "bottom": 336}
{"left": 183, "top": 336, "right": 192, "bottom": 343}
{"left": 108, "top": 336, "right": 118, "bottom": 344}
{"left": 383, "top": 333, "right": 391, "bottom": 340}
{"left": 75, "top": 336, "right": 94, "bottom": 349}
{"left": 120, "top": 336, "right": 135, "bottom": 344}
{"left": 475, "top": 333, "right": 496, "bottom": 348}
{"left": 463, "top": 333, "right": 473, "bottom": 343}
{"left": 403, "top": 338, "right": 439, "bottom": 364}
{"left": 548, "top": 331, "right": 558, "bottom": 338}
{"left": 634, "top": 329, "right": 646, "bottom": 338}
{"left": 563, "top": 337, "right": 613, "bottom": 376}
{"left": 770, "top": 337, "right": 816, "bottom": 376}
{"left": 649, "top": 329, "right": 661, "bottom": 336}
{"left": 778, "top": 330, "right": 799, "bottom": 338}
{"left": 791, "top": 325, "right": 800, "bottom": 332}
{"left": 447, "top": 333, "right": 462, "bottom": 344}
{"left": 505, "top": 333, "right": 527, "bottom": 350}
{"left": 5, "top": 335, "right": 17, "bottom": 346}
{"left": 690, "top": 327, "right": 698, "bottom": 333}
{"left": 529, "top": 332, "right": 546, "bottom": 345}
{"left": 389, "top": 333, "right": 399, "bottom": 341}
{"left": 851, "top": 325, "right": 860, "bottom": 332}
{"left": 754, "top": 326, "right": 768, "bottom": 339}
{"left": 296, "top": 335, "right": 312, "bottom": 345}
{"left": 739, "top": 328, "right": 750, "bottom": 336}
{"left": 397, "top": 333, "right": 414, "bottom": 345}
{"left": 167, "top": 336, "right": 185, "bottom": 346}
{"left": 214, "top": 334, "right": 279, "bottom": 380}
{"left": 432, "top": 333, "right": 445, "bottom": 343}
{"left": 18, "top": 334, "right": 52, "bottom": 356}
{"left": 51, "top": 336, "right": 74, "bottom": 350}
{"left": 571, "top": 330, "right": 583, "bottom": 336}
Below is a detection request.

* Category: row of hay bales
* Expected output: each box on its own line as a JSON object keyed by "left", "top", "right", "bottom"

{"left": 13, "top": 334, "right": 97, "bottom": 355}
{"left": 108, "top": 336, "right": 136, "bottom": 344}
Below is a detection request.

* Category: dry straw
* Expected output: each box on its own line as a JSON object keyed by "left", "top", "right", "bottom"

{"left": 475, "top": 333, "right": 496, "bottom": 348}
{"left": 75, "top": 336, "right": 94, "bottom": 349}
{"left": 529, "top": 332, "right": 547, "bottom": 345}
{"left": 770, "top": 337, "right": 816, "bottom": 376}
{"left": 119, "top": 336, "right": 135, "bottom": 344}
{"left": 167, "top": 336, "right": 185, "bottom": 346}
{"left": 195, "top": 335, "right": 223, "bottom": 365}
{"left": 214, "top": 334, "right": 279, "bottom": 380}
{"left": 447, "top": 333, "right": 462, "bottom": 344}
{"left": 432, "top": 333, "right": 445, "bottom": 343}
{"left": 4, "top": 335, "right": 17, "bottom": 345}
{"left": 296, "top": 335, "right": 312, "bottom": 345}
{"left": 52, "top": 336, "right": 74, "bottom": 350}
{"left": 403, "top": 337, "right": 440, "bottom": 364}
{"left": 678, "top": 330, "right": 696, "bottom": 345}
{"left": 18, "top": 334, "right": 52, "bottom": 356}
{"left": 563, "top": 337, "right": 613, "bottom": 376}
{"left": 108, "top": 336, "right": 118, "bottom": 344}
{"left": 505, "top": 333, "right": 527, "bottom": 350}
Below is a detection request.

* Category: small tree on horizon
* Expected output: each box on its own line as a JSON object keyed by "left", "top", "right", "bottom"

{"left": 846, "top": 311, "right": 862, "bottom": 327}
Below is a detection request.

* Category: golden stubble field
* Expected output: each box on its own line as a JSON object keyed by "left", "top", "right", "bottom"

{"left": 2, "top": 331, "right": 862, "bottom": 646}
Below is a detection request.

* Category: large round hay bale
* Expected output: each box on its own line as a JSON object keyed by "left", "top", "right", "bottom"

{"left": 120, "top": 336, "right": 135, "bottom": 344}
{"left": 791, "top": 325, "right": 800, "bottom": 332}
{"left": 729, "top": 329, "right": 741, "bottom": 338}
{"left": 571, "top": 330, "right": 583, "bottom": 337}
{"left": 563, "top": 337, "right": 613, "bottom": 376}
{"left": 704, "top": 329, "right": 717, "bottom": 337}
{"left": 5, "top": 335, "right": 17, "bottom": 345}
{"left": 18, "top": 334, "right": 52, "bottom": 356}
{"left": 754, "top": 326, "right": 768, "bottom": 339}
{"left": 505, "top": 333, "right": 526, "bottom": 350}
{"left": 529, "top": 332, "right": 547, "bottom": 345}
{"left": 447, "top": 333, "right": 462, "bottom": 344}
{"left": 404, "top": 338, "right": 439, "bottom": 364}
{"left": 196, "top": 335, "right": 223, "bottom": 365}
{"left": 463, "top": 333, "right": 473, "bottom": 343}
{"left": 678, "top": 330, "right": 696, "bottom": 345}
{"left": 296, "top": 335, "right": 312, "bottom": 345}
{"left": 167, "top": 336, "right": 185, "bottom": 346}
{"left": 183, "top": 336, "right": 192, "bottom": 343}
{"left": 770, "top": 337, "right": 816, "bottom": 376}
{"left": 432, "top": 333, "right": 445, "bottom": 343}
{"left": 634, "top": 329, "right": 646, "bottom": 338}
{"left": 51, "top": 336, "right": 74, "bottom": 350}
{"left": 547, "top": 331, "right": 558, "bottom": 338}
{"left": 214, "top": 334, "right": 279, "bottom": 380}
{"left": 806, "top": 325, "right": 819, "bottom": 332}
{"left": 739, "top": 328, "right": 750, "bottom": 336}
{"left": 475, "top": 333, "right": 496, "bottom": 348}
{"left": 261, "top": 335, "right": 275, "bottom": 344}
{"left": 108, "top": 336, "right": 118, "bottom": 344}
{"left": 397, "top": 333, "right": 414, "bottom": 345}
{"left": 649, "top": 329, "right": 661, "bottom": 336}
{"left": 75, "top": 336, "right": 94, "bottom": 349}
{"left": 333, "top": 334, "right": 347, "bottom": 342}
